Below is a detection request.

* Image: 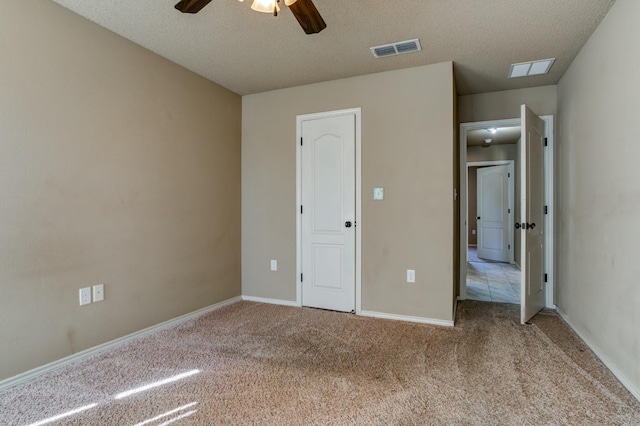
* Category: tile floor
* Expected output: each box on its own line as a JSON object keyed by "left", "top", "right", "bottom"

{"left": 466, "top": 247, "right": 521, "bottom": 304}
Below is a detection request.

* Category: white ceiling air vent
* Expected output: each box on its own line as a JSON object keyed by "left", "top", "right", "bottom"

{"left": 371, "top": 39, "right": 422, "bottom": 59}
{"left": 508, "top": 58, "right": 556, "bottom": 78}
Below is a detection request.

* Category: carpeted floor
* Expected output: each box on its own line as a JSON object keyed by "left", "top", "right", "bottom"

{"left": 1, "top": 301, "right": 639, "bottom": 425}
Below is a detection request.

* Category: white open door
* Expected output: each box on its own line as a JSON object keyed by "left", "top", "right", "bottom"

{"left": 520, "top": 105, "right": 546, "bottom": 324}
{"left": 477, "top": 165, "right": 511, "bottom": 262}
{"left": 301, "top": 113, "right": 356, "bottom": 312}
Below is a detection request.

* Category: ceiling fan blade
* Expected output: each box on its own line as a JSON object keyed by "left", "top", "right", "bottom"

{"left": 287, "top": 0, "right": 326, "bottom": 34}
{"left": 175, "top": 0, "right": 213, "bottom": 14}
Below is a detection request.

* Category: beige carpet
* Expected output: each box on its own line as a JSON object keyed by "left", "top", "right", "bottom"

{"left": 1, "top": 301, "right": 639, "bottom": 425}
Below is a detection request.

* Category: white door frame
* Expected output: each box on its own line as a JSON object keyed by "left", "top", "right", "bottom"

{"left": 459, "top": 116, "right": 554, "bottom": 307}
{"left": 469, "top": 160, "right": 515, "bottom": 264}
{"left": 296, "top": 108, "right": 362, "bottom": 313}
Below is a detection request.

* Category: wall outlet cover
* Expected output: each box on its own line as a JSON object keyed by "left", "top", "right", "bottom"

{"left": 79, "top": 287, "right": 92, "bottom": 306}
{"left": 93, "top": 284, "right": 104, "bottom": 302}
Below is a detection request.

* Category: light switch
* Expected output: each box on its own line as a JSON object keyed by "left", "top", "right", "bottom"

{"left": 407, "top": 269, "right": 416, "bottom": 283}
{"left": 373, "top": 187, "right": 384, "bottom": 201}
{"left": 270, "top": 260, "right": 277, "bottom": 271}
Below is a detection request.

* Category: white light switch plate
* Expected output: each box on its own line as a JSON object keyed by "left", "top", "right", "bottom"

{"left": 373, "top": 187, "right": 384, "bottom": 201}
{"left": 270, "top": 260, "right": 277, "bottom": 271}
{"left": 407, "top": 269, "right": 416, "bottom": 283}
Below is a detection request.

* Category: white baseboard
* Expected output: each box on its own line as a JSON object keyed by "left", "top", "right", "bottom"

{"left": 0, "top": 296, "right": 242, "bottom": 391}
{"left": 359, "top": 310, "right": 454, "bottom": 327}
{"left": 241, "top": 297, "right": 455, "bottom": 327}
{"left": 241, "top": 295, "right": 300, "bottom": 307}
{"left": 556, "top": 307, "right": 640, "bottom": 403}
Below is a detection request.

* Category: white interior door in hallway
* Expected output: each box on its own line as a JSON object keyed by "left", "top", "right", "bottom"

{"left": 300, "top": 112, "right": 356, "bottom": 312}
{"left": 477, "top": 165, "right": 512, "bottom": 262}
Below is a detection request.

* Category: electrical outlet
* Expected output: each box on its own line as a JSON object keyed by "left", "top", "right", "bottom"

{"left": 93, "top": 284, "right": 104, "bottom": 302}
{"left": 407, "top": 269, "right": 416, "bottom": 283}
{"left": 270, "top": 260, "right": 277, "bottom": 271}
{"left": 79, "top": 287, "right": 92, "bottom": 306}
{"left": 472, "top": 229, "right": 476, "bottom": 235}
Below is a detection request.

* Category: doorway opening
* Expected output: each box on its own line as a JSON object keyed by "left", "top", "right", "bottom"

{"left": 467, "top": 159, "right": 518, "bottom": 304}
{"left": 459, "top": 114, "right": 555, "bottom": 319}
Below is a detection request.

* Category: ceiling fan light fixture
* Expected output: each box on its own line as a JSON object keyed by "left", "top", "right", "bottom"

{"left": 251, "top": 0, "right": 280, "bottom": 14}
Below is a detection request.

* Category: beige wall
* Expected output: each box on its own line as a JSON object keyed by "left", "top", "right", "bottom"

{"left": 468, "top": 167, "right": 479, "bottom": 245}
{"left": 557, "top": 0, "right": 640, "bottom": 397}
{"left": 242, "top": 63, "right": 455, "bottom": 321}
{"left": 0, "top": 1, "right": 241, "bottom": 380}
{"left": 458, "top": 85, "right": 557, "bottom": 123}
{"left": 467, "top": 144, "right": 518, "bottom": 163}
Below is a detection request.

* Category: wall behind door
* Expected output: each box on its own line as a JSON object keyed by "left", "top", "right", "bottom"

{"left": 468, "top": 167, "right": 479, "bottom": 246}
{"left": 242, "top": 63, "right": 455, "bottom": 322}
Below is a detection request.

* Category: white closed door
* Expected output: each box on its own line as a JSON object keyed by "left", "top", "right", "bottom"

{"left": 520, "top": 105, "right": 546, "bottom": 324}
{"left": 477, "top": 165, "right": 510, "bottom": 262}
{"left": 301, "top": 113, "right": 355, "bottom": 312}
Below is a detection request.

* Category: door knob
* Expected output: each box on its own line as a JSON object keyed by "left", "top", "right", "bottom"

{"left": 516, "top": 222, "right": 536, "bottom": 230}
{"left": 477, "top": 216, "right": 481, "bottom": 220}
{"left": 345, "top": 221, "right": 352, "bottom": 228}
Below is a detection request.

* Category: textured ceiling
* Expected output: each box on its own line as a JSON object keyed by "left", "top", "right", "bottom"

{"left": 467, "top": 127, "right": 520, "bottom": 147}
{"left": 49, "top": 0, "right": 615, "bottom": 96}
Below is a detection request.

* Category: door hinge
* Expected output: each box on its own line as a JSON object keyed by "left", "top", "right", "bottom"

{"left": 301, "top": 205, "right": 303, "bottom": 214}
{"left": 544, "top": 205, "right": 548, "bottom": 215}
{"left": 508, "top": 172, "right": 511, "bottom": 178}
{"left": 301, "top": 273, "right": 303, "bottom": 282}
{"left": 544, "top": 273, "right": 548, "bottom": 283}
{"left": 508, "top": 244, "right": 511, "bottom": 250}
{"left": 300, "top": 137, "right": 303, "bottom": 146}
{"left": 508, "top": 208, "right": 511, "bottom": 214}
{"left": 544, "top": 137, "right": 548, "bottom": 147}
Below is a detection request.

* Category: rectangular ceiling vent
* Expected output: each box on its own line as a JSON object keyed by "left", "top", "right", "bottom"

{"left": 371, "top": 39, "right": 421, "bottom": 59}
{"left": 508, "top": 58, "right": 556, "bottom": 78}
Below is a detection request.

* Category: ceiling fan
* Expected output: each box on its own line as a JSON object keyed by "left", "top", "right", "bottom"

{"left": 174, "top": 0, "right": 327, "bottom": 34}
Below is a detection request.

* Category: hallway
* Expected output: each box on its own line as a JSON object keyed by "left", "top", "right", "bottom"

{"left": 466, "top": 247, "right": 521, "bottom": 304}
